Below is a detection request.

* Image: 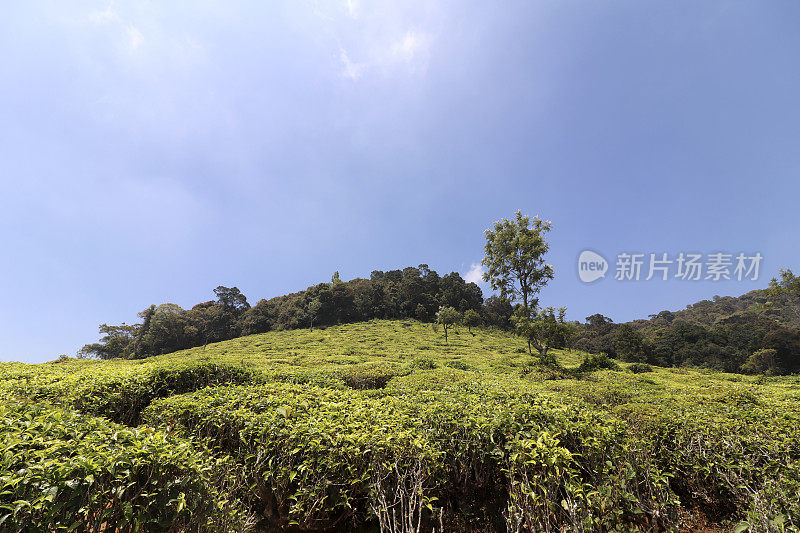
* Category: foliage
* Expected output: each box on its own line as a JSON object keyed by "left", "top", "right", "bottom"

{"left": 768, "top": 268, "right": 800, "bottom": 322}
{"left": 578, "top": 352, "right": 621, "bottom": 373}
{"left": 615, "top": 324, "right": 651, "bottom": 363}
{"left": 435, "top": 306, "right": 461, "bottom": 343}
{"left": 463, "top": 309, "right": 481, "bottom": 334}
{"left": 628, "top": 363, "right": 653, "bottom": 374}
{"left": 81, "top": 267, "right": 485, "bottom": 360}
{"left": 6, "top": 319, "right": 800, "bottom": 531}
{"left": 741, "top": 348, "right": 778, "bottom": 375}
{"left": 339, "top": 363, "right": 409, "bottom": 389}
{"left": 0, "top": 397, "right": 251, "bottom": 532}
{"left": 79, "top": 259, "right": 800, "bottom": 376}
{"left": 6, "top": 360, "right": 259, "bottom": 425}
{"left": 571, "top": 301, "right": 800, "bottom": 374}
{"left": 481, "top": 211, "right": 554, "bottom": 310}
{"left": 511, "top": 306, "right": 573, "bottom": 364}
{"left": 141, "top": 380, "right": 676, "bottom": 532}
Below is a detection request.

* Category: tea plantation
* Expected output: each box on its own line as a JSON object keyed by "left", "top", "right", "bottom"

{"left": 2, "top": 320, "right": 798, "bottom": 532}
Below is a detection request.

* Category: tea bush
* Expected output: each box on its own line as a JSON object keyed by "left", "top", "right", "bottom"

{"left": 0, "top": 396, "right": 252, "bottom": 532}
{"left": 339, "top": 362, "right": 410, "bottom": 389}
{"left": 4, "top": 360, "right": 259, "bottom": 425}
{"left": 577, "top": 352, "right": 621, "bottom": 373}
{"left": 2, "top": 320, "right": 798, "bottom": 531}
{"left": 142, "top": 380, "right": 677, "bottom": 531}
{"left": 628, "top": 363, "right": 654, "bottom": 374}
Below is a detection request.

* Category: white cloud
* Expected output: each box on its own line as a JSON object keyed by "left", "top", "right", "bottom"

{"left": 316, "top": 2, "right": 438, "bottom": 81}
{"left": 87, "top": 4, "right": 146, "bottom": 54}
{"left": 345, "top": 0, "right": 359, "bottom": 19}
{"left": 391, "top": 30, "right": 431, "bottom": 64}
{"left": 126, "top": 25, "right": 144, "bottom": 51}
{"left": 339, "top": 48, "right": 365, "bottom": 80}
{"left": 88, "top": 3, "right": 118, "bottom": 25}
{"left": 337, "top": 30, "right": 433, "bottom": 80}
{"left": 463, "top": 263, "right": 486, "bottom": 285}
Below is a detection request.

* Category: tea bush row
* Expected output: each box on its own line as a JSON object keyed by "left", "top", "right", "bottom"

{"left": 1, "top": 360, "right": 260, "bottom": 425}
{"left": 142, "top": 380, "right": 677, "bottom": 532}
{"left": 0, "top": 396, "right": 252, "bottom": 532}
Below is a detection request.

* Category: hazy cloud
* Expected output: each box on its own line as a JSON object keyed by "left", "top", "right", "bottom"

{"left": 391, "top": 30, "right": 431, "bottom": 64}
{"left": 88, "top": 3, "right": 118, "bottom": 25}
{"left": 320, "top": 2, "right": 439, "bottom": 80}
{"left": 126, "top": 26, "right": 144, "bottom": 51}
{"left": 339, "top": 48, "right": 365, "bottom": 80}
{"left": 345, "top": 0, "right": 359, "bottom": 19}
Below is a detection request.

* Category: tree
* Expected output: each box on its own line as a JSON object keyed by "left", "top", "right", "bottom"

{"left": 511, "top": 307, "right": 572, "bottom": 364}
{"left": 133, "top": 305, "right": 156, "bottom": 358}
{"left": 188, "top": 301, "right": 228, "bottom": 347}
{"left": 615, "top": 324, "right": 650, "bottom": 363}
{"left": 138, "top": 304, "right": 191, "bottom": 356}
{"left": 308, "top": 299, "right": 322, "bottom": 331}
{"left": 482, "top": 211, "right": 554, "bottom": 312}
{"left": 586, "top": 314, "right": 614, "bottom": 331}
{"left": 483, "top": 296, "right": 513, "bottom": 329}
{"left": 213, "top": 286, "right": 250, "bottom": 339}
{"left": 762, "top": 327, "right": 800, "bottom": 374}
{"left": 436, "top": 306, "right": 461, "bottom": 344}
{"left": 741, "top": 348, "right": 778, "bottom": 375}
{"left": 78, "top": 323, "right": 138, "bottom": 359}
{"left": 463, "top": 309, "right": 481, "bottom": 335}
{"left": 768, "top": 268, "right": 800, "bottom": 321}
{"left": 483, "top": 212, "right": 558, "bottom": 357}
{"left": 213, "top": 286, "right": 250, "bottom": 312}
{"left": 239, "top": 298, "right": 278, "bottom": 336}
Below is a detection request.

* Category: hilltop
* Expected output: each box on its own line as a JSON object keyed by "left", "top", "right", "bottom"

{"left": 78, "top": 263, "right": 800, "bottom": 377}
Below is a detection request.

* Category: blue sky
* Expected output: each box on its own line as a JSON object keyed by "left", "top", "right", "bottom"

{"left": 1, "top": 1, "right": 799, "bottom": 363}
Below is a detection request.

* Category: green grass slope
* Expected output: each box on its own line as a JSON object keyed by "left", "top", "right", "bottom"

{"left": 2, "top": 320, "right": 799, "bottom": 532}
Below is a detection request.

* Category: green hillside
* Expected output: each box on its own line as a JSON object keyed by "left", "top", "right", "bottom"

{"left": 2, "top": 320, "right": 799, "bottom": 532}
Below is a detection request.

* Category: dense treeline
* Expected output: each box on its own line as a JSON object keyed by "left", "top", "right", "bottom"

{"left": 571, "top": 308, "right": 800, "bottom": 375}
{"left": 80, "top": 266, "right": 503, "bottom": 360}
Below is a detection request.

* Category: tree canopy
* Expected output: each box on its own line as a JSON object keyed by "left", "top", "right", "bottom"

{"left": 482, "top": 211, "right": 554, "bottom": 311}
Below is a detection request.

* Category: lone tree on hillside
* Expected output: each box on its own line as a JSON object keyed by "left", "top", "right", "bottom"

{"left": 483, "top": 212, "right": 568, "bottom": 363}
{"left": 482, "top": 211, "right": 554, "bottom": 312}
{"left": 436, "top": 306, "right": 461, "bottom": 344}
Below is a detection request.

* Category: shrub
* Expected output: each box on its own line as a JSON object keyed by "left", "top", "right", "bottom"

{"left": 0, "top": 397, "right": 251, "bottom": 532}
{"left": 445, "top": 359, "right": 471, "bottom": 371}
{"left": 411, "top": 355, "right": 439, "bottom": 370}
{"left": 629, "top": 363, "right": 653, "bottom": 374}
{"left": 8, "top": 360, "right": 259, "bottom": 425}
{"left": 578, "top": 352, "right": 621, "bottom": 373}
{"left": 142, "top": 381, "right": 676, "bottom": 532}
{"left": 340, "top": 363, "right": 408, "bottom": 389}
{"left": 741, "top": 348, "right": 779, "bottom": 375}
{"left": 620, "top": 402, "right": 800, "bottom": 528}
